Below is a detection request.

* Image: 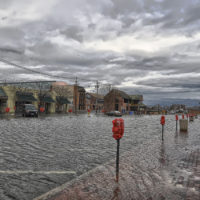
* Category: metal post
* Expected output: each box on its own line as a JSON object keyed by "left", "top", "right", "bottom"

{"left": 74, "top": 77, "right": 78, "bottom": 114}
{"left": 95, "top": 80, "right": 99, "bottom": 113}
{"left": 162, "top": 125, "right": 164, "bottom": 141}
{"left": 116, "top": 139, "right": 120, "bottom": 182}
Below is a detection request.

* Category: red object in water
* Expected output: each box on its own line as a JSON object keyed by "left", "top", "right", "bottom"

{"left": 182, "top": 114, "right": 184, "bottom": 119}
{"left": 160, "top": 115, "right": 165, "bottom": 125}
{"left": 40, "top": 107, "right": 45, "bottom": 112}
{"left": 175, "top": 115, "right": 178, "bottom": 121}
{"left": 68, "top": 109, "right": 72, "bottom": 113}
{"left": 5, "top": 107, "right": 10, "bottom": 113}
{"left": 112, "top": 118, "right": 124, "bottom": 140}
{"left": 87, "top": 109, "right": 91, "bottom": 113}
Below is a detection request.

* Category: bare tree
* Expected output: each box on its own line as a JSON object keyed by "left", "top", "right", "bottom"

{"left": 98, "top": 84, "right": 113, "bottom": 95}
{"left": 51, "top": 84, "right": 73, "bottom": 113}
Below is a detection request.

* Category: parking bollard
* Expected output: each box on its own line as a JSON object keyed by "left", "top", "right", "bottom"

{"left": 160, "top": 116, "right": 165, "bottom": 141}
{"left": 112, "top": 118, "right": 124, "bottom": 182}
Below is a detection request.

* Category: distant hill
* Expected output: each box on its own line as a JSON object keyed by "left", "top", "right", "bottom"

{"left": 144, "top": 98, "right": 200, "bottom": 107}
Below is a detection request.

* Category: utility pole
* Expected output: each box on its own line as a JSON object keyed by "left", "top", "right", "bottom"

{"left": 74, "top": 77, "right": 78, "bottom": 114}
{"left": 95, "top": 81, "right": 99, "bottom": 113}
{"left": 108, "top": 84, "right": 112, "bottom": 92}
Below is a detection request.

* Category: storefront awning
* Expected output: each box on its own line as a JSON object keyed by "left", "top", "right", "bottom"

{"left": 40, "top": 96, "right": 55, "bottom": 103}
{"left": 16, "top": 92, "right": 37, "bottom": 102}
{"left": 0, "top": 88, "right": 8, "bottom": 100}
{"left": 56, "top": 96, "right": 70, "bottom": 104}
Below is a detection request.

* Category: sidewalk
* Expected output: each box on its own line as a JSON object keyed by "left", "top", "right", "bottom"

{"left": 34, "top": 143, "right": 200, "bottom": 200}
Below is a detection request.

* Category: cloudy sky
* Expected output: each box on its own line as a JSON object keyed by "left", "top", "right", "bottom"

{"left": 0, "top": 0, "right": 200, "bottom": 101}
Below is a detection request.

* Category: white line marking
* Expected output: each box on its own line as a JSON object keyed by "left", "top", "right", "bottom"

{"left": 0, "top": 170, "right": 76, "bottom": 175}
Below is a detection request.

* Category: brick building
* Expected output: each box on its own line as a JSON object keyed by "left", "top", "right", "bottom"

{"left": 73, "top": 86, "right": 86, "bottom": 111}
{"left": 86, "top": 93, "right": 104, "bottom": 111}
{"left": 52, "top": 82, "right": 86, "bottom": 112}
{"left": 104, "top": 89, "right": 131, "bottom": 113}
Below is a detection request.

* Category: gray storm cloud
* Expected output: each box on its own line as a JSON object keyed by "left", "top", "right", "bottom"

{"left": 0, "top": 0, "right": 200, "bottom": 100}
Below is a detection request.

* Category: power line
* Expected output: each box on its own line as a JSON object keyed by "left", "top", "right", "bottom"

{"left": 0, "top": 58, "right": 77, "bottom": 81}
{"left": 0, "top": 80, "right": 56, "bottom": 85}
{"left": 0, "top": 57, "right": 113, "bottom": 86}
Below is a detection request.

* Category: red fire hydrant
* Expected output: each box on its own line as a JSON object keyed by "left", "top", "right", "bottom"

{"left": 40, "top": 107, "right": 45, "bottom": 113}
{"left": 5, "top": 107, "right": 10, "bottom": 113}
{"left": 68, "top": 108, "right": 72, "bottom": 113}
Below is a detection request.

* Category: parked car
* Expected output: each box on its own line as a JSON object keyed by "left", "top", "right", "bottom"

{"left": 22, "top": 104, "right": 38, "bottom": 117}
{"left": 106, "top": 111, "right": 122, "bottom": 117}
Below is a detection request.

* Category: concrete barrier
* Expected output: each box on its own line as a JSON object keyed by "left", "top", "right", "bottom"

{"left": 179, "top": 119, "right": 188, "bottom": 132}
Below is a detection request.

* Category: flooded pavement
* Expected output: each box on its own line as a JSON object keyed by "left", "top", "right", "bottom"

{"left": 0, "top": 114, "right": 200, "bottom": 200}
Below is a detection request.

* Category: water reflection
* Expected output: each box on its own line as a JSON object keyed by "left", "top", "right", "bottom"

{"left": 179, "top": 131, "right": 189, "bottom": 138}
{"left": 159, "top": 142, "right": 167, "bottom": 165}
{"left": 111, "top": 186, "right": 121, "bottom": 200}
